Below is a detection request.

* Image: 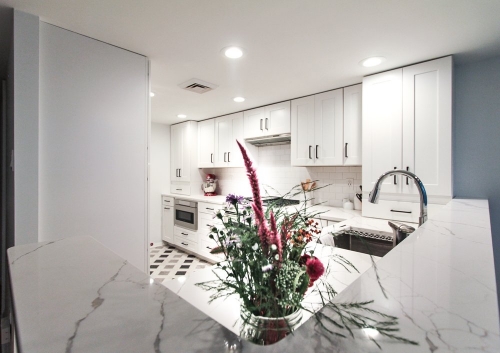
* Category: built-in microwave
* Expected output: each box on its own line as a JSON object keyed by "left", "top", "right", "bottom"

{"left": 174, "top": 199, "right": 198, "bottom": 231}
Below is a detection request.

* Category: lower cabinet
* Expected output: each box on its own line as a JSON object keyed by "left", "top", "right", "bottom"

{"left": 161, "top": 196, "right": 174, "bottom": 243}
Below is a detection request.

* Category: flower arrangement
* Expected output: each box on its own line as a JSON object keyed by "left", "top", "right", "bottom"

{"left": 197, "top": 141, "right": 418, "bottom": 347}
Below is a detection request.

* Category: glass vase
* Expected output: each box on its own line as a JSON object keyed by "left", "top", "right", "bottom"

{"left": 240, "top": 306, "right": 303, "bottom": 345}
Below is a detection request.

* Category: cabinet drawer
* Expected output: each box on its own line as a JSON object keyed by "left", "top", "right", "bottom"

{"left": 162, "top": 196, "right": 174, "bottom": 206}
{"left": 174, "top": 236, "right": 198, "bottom": 252}
{"left": 199, "top": 239, "right": 224, "bottom": 262}
{"left": 198, "top": 202, "right": 222, "bottom": 215}
{"left": 199, "top": 212, "right": 222, "bottom": 229}
{"left": 174, "top": 227, "right": 199, "bottom": 243}
{"left": 170, "top": 183, "right": 190, "bottom": 195}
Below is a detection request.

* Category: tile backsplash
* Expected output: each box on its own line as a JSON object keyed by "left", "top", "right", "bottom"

{"left": 202, "top": 144, "right": 362, "bottom": 207}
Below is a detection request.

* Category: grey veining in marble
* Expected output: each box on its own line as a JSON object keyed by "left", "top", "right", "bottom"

{"left": 8, "top": 199, "right": 500, "bottom": 352}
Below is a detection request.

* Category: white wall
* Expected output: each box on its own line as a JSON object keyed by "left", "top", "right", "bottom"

{"left": 12, "top": 10, "right": 39, "bottom": 246}
{"left": 203, "top": 144, "right": 362, "bottom": 207}
{"left": 149, "top": 123, "right": 170, "bottom": 244}
{"left": 38, "top": 23, "right": 149, "bottom": 272}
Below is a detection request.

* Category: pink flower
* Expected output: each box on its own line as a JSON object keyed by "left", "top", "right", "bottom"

{"left": 300, "top": 255, "right": 324, "bottom": 287}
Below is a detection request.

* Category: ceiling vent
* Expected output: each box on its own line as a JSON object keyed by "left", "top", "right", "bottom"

{"left": 179, "top": 78, "right": 218, "bottom": 94}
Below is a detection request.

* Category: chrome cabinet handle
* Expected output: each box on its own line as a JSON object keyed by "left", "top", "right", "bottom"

{"left": 179, "top": 169, "right": 181, "bottom": 177}
{"left": 181, "top": 242, "right": 188, "bottom": 246}
{"left": 406, "top": 166, "right": 409, "bottom": 185}
{"left": 260, "top": 119, "right": 263, "bottom": 131}
{"left": 390, "top": 209, "right": 412, "bottom": 214}
{"left": 206, "top": 207, "right": 214, "bottom": 210}
{"left": 315, "top": 145, "right": 319, "bottom": 159}
{"left": 228, "top": 152, "right": 230, "bottom": 162}
{"left": 345, "top": 143, "right": 348, "bottom": 158}
{"left": 206, "top": 246, "right": 212, "bottom": 250}
{"left": 265, "top": 118, "right": 268, "bottom": 130}
{"left": 393, "top": 167, "right": 397, "bottom": 185}
{"left": 309, "top": 145, "right": 312, "bottom": 159}
{"left": 175, "top": 189, "right": 182, "bottom": 191}
{"left": 211, "top": 153, "right": 213, "bottom": 163}
{"left": 181, "top": 232, "right": 188, "bottom": 236}
{"left": 164, "top": 207, "right": 170, "bottom": 210}
{"left": 224, "top": 152, "right": 227, "bottom": 162}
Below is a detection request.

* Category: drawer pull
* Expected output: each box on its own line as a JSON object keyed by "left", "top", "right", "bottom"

{"left": 345, "top": 143, "right": 348, "bottom": 158}
{"left": 181, "top": 232, "right": 188, "bottom": 236}
{"left": 206, "top": 246, "right": 212, "bottom": 250}
{"left": 181, "top": 242, "right": 188, "bottom": 246}
{"left": 206, "top": 207, "right": 214, "bottom": 210}
{"left": 176, "top": 189, "right": 182, "bottom": 191}
{"left": 164, "top": 207, "right": 170, "bottom": 210}
{"left": 393, "top": 167, "right": 397, "bottom": 185}
{"left": 390, "top": 209, "right": 412, "bottom": 214}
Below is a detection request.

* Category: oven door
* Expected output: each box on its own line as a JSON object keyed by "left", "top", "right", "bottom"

{"left": 174, "top": 202, "right": 198, "bottom": 231}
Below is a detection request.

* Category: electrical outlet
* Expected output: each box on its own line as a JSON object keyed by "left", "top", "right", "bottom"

{"left": 347, "top": 178, "right": 354, "bottom": 190}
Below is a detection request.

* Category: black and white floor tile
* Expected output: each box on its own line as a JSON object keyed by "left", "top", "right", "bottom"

{"left": 149, "top": 244, "right": 211, "bottom": 282}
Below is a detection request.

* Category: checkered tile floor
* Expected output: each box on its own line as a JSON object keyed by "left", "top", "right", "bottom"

{"left": 149, "top": 243, "right": 210, "bottom": 282}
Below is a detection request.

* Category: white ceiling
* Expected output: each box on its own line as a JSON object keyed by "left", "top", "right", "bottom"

{"left": 1, "top": 0, "right": 500, "bottom": 125}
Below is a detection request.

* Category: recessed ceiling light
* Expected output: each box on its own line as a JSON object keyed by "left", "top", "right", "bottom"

{"left": 177, "top": 114, "right": 187, "bottom": 118}
{"left": 150, "top": 92, "right": 155, "bottom": 97}
{"left": 233, "top": 97, "right": 245, "bottom": 102}
{"left": 360, "top": 57, "right": 386, "bottom": 67}
{"left": 223, "top": 46, "right": 244, "bottom": 59}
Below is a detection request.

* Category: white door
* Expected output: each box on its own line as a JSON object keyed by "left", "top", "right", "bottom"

{"left": 214, "top": 115, "right": 231, "bottom": 167}
{"left": 314, "top": 89, "right": 344, "bottom": 166}
{"left": 198, "top": 119, "right": 215, "bottom": 168}
{"left": 291, "top": 96, "right": 315, "bottom": 166}
{"left": 362, "top": 69, "right": 403, "bottom": 195}
{"left": 226, "top": 112, "right": 244, "bottom": 167}
{"left": 402, "top": 56, "right": 452, "bottom": 198}
{"left": 343, "top": 84, "right": 362, "bottom": 166}
{"left": 243, "top": 107, "right": 265, "bottom": 139}
{"left": 170, "top": 123, "right": 182, "bottom": 180}
{"left": 265, "top": 101, "right": 291, "bottom": 136}
{"left": 162, "top": 198, "right": 174, "bottom": 243}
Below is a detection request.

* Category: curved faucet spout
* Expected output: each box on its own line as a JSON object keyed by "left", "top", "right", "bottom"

{"left": 368, "top": 170, "right": 428, "bottom": 226}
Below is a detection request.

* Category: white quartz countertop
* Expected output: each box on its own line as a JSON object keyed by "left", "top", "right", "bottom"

{"left": 162, "top": 193, "right": 227, "bottom": 205}
{"left": 8, "top": 198, "right": 500, "bottom": 352}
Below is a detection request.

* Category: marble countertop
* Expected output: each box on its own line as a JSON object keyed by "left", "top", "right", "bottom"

{"left": 8, "top": 198, "right": 500, "bottom": 352}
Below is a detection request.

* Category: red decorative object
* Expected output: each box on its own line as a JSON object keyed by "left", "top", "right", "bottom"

{"left": 202, "top": 173, "right": 218, "bottom": 196}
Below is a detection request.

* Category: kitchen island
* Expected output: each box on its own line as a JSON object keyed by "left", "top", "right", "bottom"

{"left": 8, "top": 199, "right": 500, "bottom": 352}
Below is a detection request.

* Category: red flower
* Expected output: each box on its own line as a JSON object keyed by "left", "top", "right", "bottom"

{"left": 303, "top": 256, "right": 324, "bottom": 287}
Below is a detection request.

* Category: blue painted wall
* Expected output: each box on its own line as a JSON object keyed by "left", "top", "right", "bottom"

{"left": 454, "top": 55, "right": 500, "bottom": 305}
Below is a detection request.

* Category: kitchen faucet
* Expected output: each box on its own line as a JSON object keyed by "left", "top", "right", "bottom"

{"left": 368, "top": 169, "right": 428, "bottom": 226}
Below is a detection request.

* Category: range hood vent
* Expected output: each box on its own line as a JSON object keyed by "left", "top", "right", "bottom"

{"left": 179, "top": 78, "right": 218, "bottom": 94}
{"left": 245, "top": 133, "right": 291, "bottom": 146}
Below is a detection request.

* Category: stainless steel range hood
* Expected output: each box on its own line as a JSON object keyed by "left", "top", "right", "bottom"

{"left": 245, "top": 133, "right": 291, "bottom": 146}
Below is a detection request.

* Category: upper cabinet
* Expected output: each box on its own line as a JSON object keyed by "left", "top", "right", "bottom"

{"left": 243, "top": 101, "right": 291, "bottom": 139}
{"left": 343, "top": 84, "right": 363, "bottom": 166}
{"left": 362, "top": 56, "right": 452, "bottom": 202}
{"left": 171, "top": 122, "right": 191, "bottom": 182}
{"left": 291, "top": 88, "right": 360, "bottom": 166}
{"left": 198, "top": 119, "right": 215, "bottom": 168}
{"left": 214, "top": 112, "right": 245, "bottom": 167}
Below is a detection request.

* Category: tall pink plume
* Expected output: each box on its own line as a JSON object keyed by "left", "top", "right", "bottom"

{"left": 237, "top": 140, "right": 270, "bottom": 253}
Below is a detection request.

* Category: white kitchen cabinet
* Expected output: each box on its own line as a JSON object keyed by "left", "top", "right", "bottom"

{"left": 171, "top": 122, "right": 191, "bottom": 182}
{"left": 170, "top": 121, "right": 201, "bottom": 195}
{"left": 362, "top": 56, "right": 452, "bottom": 210}
{"left": 243, "top": 101, "right": 291, "bottom": 139}
{"left": 214, "top": 112, "right": 244, "bottom": 167}
{"left": 402, "top": 56, "right": 452, "bottom": 198}
{"left": 161, "top": 196, "right": 174, "bottom": 243}
{"left": 198, "top": 119, "right": 215, "bottom": 168}
{"left": 362, "top": 69, "right": 403, "bottom": 195}
{"left": 343, "top": 84, "right": 362, "bottom": 166}
{"left": 291, "top": 89, "right": 344, "bottom": 166}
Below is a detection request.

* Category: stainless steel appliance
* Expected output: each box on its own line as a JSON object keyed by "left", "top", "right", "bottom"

{"left": 174, "top": 199, "right": 198, "bottom": 231}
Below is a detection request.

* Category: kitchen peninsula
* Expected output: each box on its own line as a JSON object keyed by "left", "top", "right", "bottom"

{"left": 8, "top": 199, "right": 499, "bottom": 352}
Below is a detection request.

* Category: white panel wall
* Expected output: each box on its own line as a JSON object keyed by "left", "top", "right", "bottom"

{"left": 39, "top": 23, "right": 149, "bottom": 272}
{"left": 149, "top": 123, "right": 170, "bottom": 244}
{"left": 13, "top": 10, "right": 39, "bottom": 246}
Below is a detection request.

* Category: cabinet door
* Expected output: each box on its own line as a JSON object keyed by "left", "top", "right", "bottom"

{"left": 227, "top": 112, "right": 244, "bottom": 167}
{"left": 162, "top": 197, "right": 174, "bottom": 243}
{"left": 343, "top": 84, "right": 362, "bottom": 166}
{"left": 314, "top": 89, "right": 344, "bottom": 166}
{"left": 362, "top": 69, "right": 403, "bottom": 194}
{"left": 214, "top": 116, "right": 231, "bottom": 167}
{"left": 170, "top": 123, "right": 182, "bottom": 180}
{"left": 265, "top": 101, "right": 291, "bottom": 136}
{"left": 402, "top": 56, "right": 452, "bottom": 198}
{"left": 243, "top": 107, "right": 265, "bottom": 139}
{"left": 198, "top": 119, "right": 215, "bottom": 168}
{"left": 291, "top": 96, "right": 315, "bottom": 166}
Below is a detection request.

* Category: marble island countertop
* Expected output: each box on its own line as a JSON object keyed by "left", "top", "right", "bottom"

{"left": 8, "top": 199, "right": 500, "bottom": 352}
